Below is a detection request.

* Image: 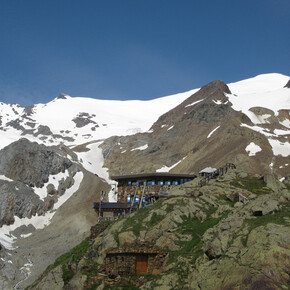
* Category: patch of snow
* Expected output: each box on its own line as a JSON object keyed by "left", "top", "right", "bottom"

{"left": 185, "top": 98, "right": 204, "bottom": 108}
{"left": 268, "top": 139, "right": 290, "bottom": 157}
{"left": 167, "top": 126, "right": 174, "bottom": 131}
{"left": 20, "top": 233, "right": 32, "bottom": 238}
{"left": 131, "top": 144, "right": 148, "bottom": 151}
{"left": 76, "top": 142, "right": 109, "bottom": 180}
{"left": 156, "top": 157, "right": 187, "bottom": 172}
{"left": 281, "top": 119, "right": 290, "bottom": 129}
{"left": 240, "top": 124, "right": 274, "bottom": 137}
{"left": 0, "top": 175, "right": 14, "bottom": 182}
{"left": 74, "top": 142, "right": 118, "bottom": 202}
{"left": 207, "top": 126, "right": 220, "bottom": 138}
{"left": 121, "top": 150, "right": 127, "bottom": 154}
{"left": 250, "top": 113, "right": 272, "bottom": 124}
{"left": 213, "top": 100, "right": 222, "bottom": 105}
{"left": 245, "top": 142, "right": 262, "bottom": 156}
{"left": 33, "top": 170, "right": 70, "bottom": 200}
{"left": 279, "top": 177, "right": 285, "bottom": 182}
{"left": 274, "top": 129, "right": 290, "bottom": 135}
{"left": 161, "top": 125, "right": 166, "bottom": 128}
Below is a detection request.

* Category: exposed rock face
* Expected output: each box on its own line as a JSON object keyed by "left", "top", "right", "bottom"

{"left": 0, "top": 180, "right": 44, "bottom": 226}
{"left": 0, "top": 138, "right": 75, "bottom": 187}
{"left": 72, "top": 112, "right": 98, "bottom": 128}
{"left": 0, "top": 138, "right": 80, "bottom": 227}
{"left": 284, "top": 79, "right": 290, "bottom": 88}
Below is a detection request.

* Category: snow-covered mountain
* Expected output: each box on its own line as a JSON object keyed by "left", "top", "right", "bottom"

{"left": 0, "top": 89, "right": 198, "bottom": 149}
{"left": 0, "top": 73, "right": 289, "bottom": 289}
{"left": 101, "top": 73, "right": 290, "bottom": 178}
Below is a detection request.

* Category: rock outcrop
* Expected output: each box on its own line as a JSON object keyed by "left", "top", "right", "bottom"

{"left": 0, "top": 138, "right": 80, "bottom": 227}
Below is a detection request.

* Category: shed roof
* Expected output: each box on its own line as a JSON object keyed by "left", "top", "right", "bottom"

{"left": 199, "top": 167, "right": 217, "bottom": 173}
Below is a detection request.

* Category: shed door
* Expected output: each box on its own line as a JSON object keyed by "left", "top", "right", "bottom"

{"left": 135, "top": 255, "right": 147, "bottom": 274}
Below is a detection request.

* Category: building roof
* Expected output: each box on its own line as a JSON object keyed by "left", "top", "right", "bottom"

{"left": 93, "top": 202, "right": 132, "bottom": 209}
{"left": 111, "top": 172, "right": 196, "bottom": 181}
{"left": 199, "top": 167, "right": 217, "bottom": 173}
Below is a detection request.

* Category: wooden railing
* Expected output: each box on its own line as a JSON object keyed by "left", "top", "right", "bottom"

{"left": 200, "top": 163, "right": 236, "bottom": 187}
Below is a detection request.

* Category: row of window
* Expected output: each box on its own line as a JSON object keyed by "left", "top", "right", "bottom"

{"left": 127, "top": 179, "right": 192, "bottom": 187}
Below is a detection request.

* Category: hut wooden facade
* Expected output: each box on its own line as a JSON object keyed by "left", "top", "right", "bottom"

{"left": 111, "top": 172, "right": 196, "bottom": 204}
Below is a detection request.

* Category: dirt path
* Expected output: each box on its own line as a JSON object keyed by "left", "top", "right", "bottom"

{"left": 14, "top": 168, "right": 110, "bottom": 289}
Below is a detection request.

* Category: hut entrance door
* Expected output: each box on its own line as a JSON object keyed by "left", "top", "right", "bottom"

{"left": 135, "top": 255, "right": 147, "bottom": 274}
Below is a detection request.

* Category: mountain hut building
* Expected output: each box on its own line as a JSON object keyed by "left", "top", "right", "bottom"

{"left": 93, "top": 173, "right": 196, "bottom": 221}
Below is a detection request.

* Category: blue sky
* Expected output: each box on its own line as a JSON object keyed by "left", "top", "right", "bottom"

{"left": 0, "top": 0, "right": 289, "bottom": 106}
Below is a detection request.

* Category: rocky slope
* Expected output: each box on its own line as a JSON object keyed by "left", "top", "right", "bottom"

{"left": 101, "top": 76, "right": 290, "bottom": 178}
{"left": 0, "top": 138, "right": 80, "bottom": 227}
{"left": 28, "top": 169, "right": 290, "bottom": 289}
{"left": 0, "top": 139, "right": 110, "bottom": 289}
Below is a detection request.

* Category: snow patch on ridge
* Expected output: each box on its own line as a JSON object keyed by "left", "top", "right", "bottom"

{"left": 207, "top": 126, "right": 220, "bottom": 138}
{"left": 0, "top": 175, "right": 14, "bottom": 182}
{"left": 185, "top": 99, "right": 204, "bottom": 108}
{"left": 245, "top": 142, "right": 262, "bottom": 156}
{"left": 131, "top": 144, "right": 148, "bottom": 151}
{"left": 268, "top": 140, "right": 290, "bottom": 157}
{"left": 156, "top": 157, "right": 187, "bottom": 173}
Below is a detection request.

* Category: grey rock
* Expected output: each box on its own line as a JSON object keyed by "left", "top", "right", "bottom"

{"left": 0, "top": 138, "right": 76, "bottom": 187}
{"left": 263, "top": 174, "right": 286, "bottom": 192}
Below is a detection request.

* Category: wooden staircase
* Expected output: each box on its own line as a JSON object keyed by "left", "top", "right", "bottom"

{"left": 199, "top": 163, "right": 236, "bottom": 187}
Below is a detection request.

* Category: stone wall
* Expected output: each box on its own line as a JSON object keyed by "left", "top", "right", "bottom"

{"left": 100, "top": 252, "right": 167, "bottom": 276}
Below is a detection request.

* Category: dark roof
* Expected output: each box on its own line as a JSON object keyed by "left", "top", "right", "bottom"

{"left": 111, "top": 172, "right": 196, "bottom": 181}
{"left": 93, "top": 202, "right": 133, "bottom": 209}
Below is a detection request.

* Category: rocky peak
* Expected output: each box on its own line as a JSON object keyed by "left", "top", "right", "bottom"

{"left": 284, "top": 79, "right": 290, "bottom": 88}
{"left": 200, "top": 79, "right": 232, "bottom": 95}
{"left": 56, "top": 93, "right": 69, "bottom": 100}
{"left": 153, "top": 79, "right": 233, "bottom": 128}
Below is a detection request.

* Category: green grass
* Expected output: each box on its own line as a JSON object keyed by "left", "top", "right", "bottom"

{"left": 167, "top": 209, "right": 229, "bottom": 265}
{"left": 230, "top": 176, "right": 273, "bottom": 194}
{"left": 120, "top": 199, "right": 167, "bottom": 236}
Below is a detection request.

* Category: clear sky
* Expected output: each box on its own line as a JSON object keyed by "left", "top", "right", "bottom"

{"left": 0, "top": 0, "right": 289, "bottom": 106}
